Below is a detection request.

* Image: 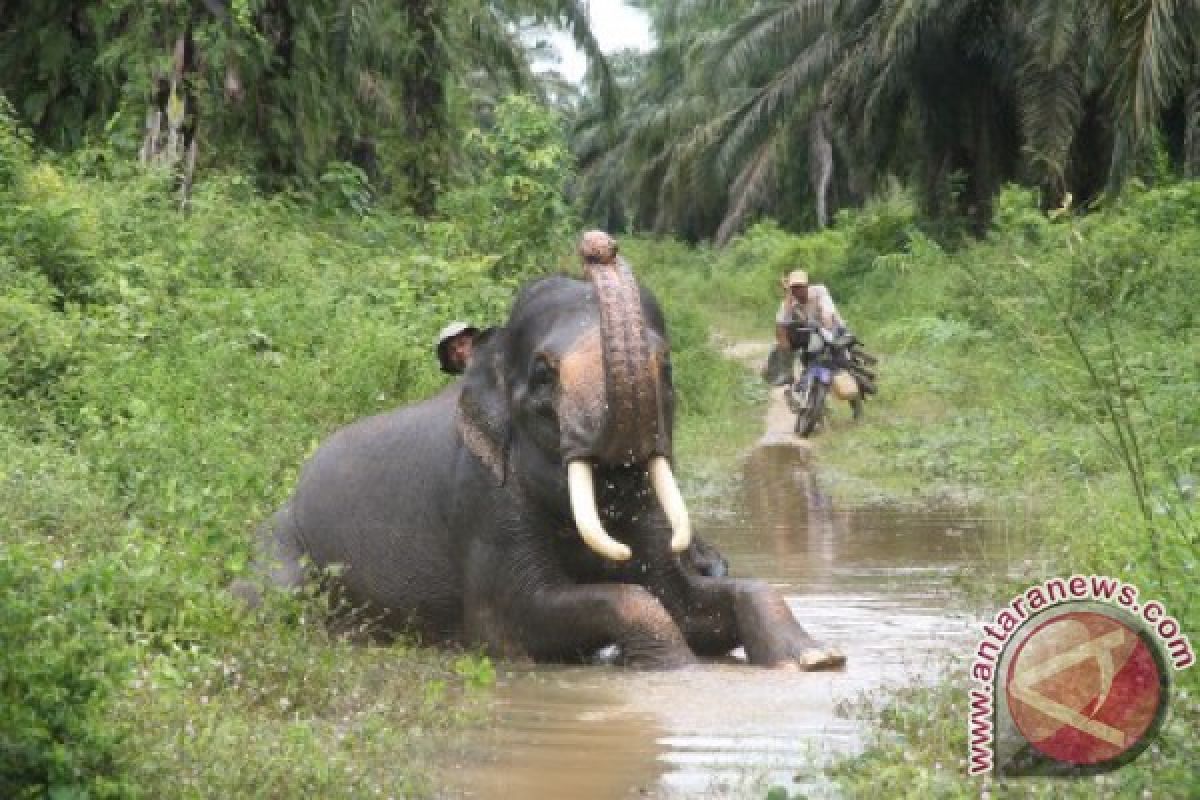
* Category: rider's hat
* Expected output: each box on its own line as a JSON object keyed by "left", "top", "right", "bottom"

{"left": 786, "top": 270, "right": 809, "bottom": 287}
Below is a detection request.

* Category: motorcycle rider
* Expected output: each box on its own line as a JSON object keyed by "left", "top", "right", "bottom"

{"left": 773, "top": 269, "right": 845, "bottom": 386}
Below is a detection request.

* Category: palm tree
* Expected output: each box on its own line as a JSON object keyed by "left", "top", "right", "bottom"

{"left": 1101, "top": 0, "right": 1200, "bottom": 184}
{"left": 576, "top": 0, "right": 1198, "bottom": 243}
{"left": 390, "top": 0, "right": 620, "bottom": 212}
{"left": 0, "top": 0, "right": 618, "bottom": 210}
{"left": 571, "top": 0, "right": 755, "bottom": 239}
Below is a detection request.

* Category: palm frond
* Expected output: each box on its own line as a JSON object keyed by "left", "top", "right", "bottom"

{"left": 1111, "top": 0, "right": 1197, "bottom": 139}
{"left": 467, "top": 6, "right": 539, "bottom": 91}
{"left": 1017, "top": 52, "right": 1087, "bottom": 189}
{"left": 716, "top": 132, "right": 784, "bottom": 244}
{"left": 711, "top": 33, "right": 835, "bottom": 176}
{"left": 1026, "top": 0, "right": 1082, "bottom": 68}
{"left": 704, "top": 0, "right": 834, "bottom": 86}
{"left": 543, "top": 0, "right": 623, "bottom": 118}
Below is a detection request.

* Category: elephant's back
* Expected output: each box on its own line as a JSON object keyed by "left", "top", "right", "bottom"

{"left": 289, "top": 385, "right": 464, "bottom": 638}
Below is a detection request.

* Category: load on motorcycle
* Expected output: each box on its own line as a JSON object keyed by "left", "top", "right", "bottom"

{"left": 767, "top": 270, "right": 878, "bottom": 436}
{"left": 785, "top": 324, "right": 877, "bottom": 435}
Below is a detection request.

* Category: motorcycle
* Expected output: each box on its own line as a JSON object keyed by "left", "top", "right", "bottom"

{"left": 784, "top": 325, "right": 878, "bottom": 436}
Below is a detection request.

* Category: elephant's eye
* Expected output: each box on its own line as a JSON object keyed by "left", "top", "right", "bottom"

{"left": 530, "top": 355, "right": 558, "bottom": 391}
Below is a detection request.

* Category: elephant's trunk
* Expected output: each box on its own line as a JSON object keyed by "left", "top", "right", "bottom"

{"left": 562, "top": 262, "right": 690, "bottom": 561}
{"left": 589, "top": 259, "right": 665, "bottom": 464}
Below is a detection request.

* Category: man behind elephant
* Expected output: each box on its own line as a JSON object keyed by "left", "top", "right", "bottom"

{"left": 435, "top": 321, "right": 479, "bottom": 375}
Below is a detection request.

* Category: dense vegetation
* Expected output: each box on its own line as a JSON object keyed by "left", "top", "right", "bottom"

{"left": 5, "top": 1, "right": 1195, "bottom": 242}
{"left": 0, "top": 0, "right": 613, "bottom": 211}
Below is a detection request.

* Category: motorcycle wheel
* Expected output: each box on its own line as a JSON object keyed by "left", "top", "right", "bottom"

{"left": 851, "top": 396, "right": 865, "bottom": 421}
{"left": 794, "top": 381, "right": 828, "bottom": 437}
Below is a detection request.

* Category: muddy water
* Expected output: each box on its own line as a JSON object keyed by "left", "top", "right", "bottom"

{"left": 447, "top": 443, "right": 1021, "bottom": 799}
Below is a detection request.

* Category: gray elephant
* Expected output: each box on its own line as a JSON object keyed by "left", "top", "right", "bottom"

{"left": 255, "top": 263, "right": 844, "bottom": 669}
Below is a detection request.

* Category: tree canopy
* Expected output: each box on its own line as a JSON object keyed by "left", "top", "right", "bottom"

{"left": 571, "top": 0, "right": 1200, "bottom": 241}
{"left": 0, "top": 0, "right": 614, "bottom": 211}
{"left": 2, "top": 1, "right": 1196, "bottom": 239}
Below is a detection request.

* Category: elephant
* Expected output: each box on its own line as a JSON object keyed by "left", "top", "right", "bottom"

{"left": 253, "top": 262, "right": 845, "bottom": 669}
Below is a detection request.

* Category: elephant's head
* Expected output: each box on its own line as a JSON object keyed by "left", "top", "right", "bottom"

{"left": 456, "top": 263, "right": 691, "bottom": 562}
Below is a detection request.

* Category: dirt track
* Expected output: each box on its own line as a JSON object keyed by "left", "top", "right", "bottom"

{"left": 716, "top": 337, "right": 815, "bottom": 450}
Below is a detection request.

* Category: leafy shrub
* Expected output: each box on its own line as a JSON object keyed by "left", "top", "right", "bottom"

{"left": 830, "top": 186, "right": 920, "bottom": 296}
{"left": 0, "top": 436, "right": 135, "bottom": 799}
{"left": 0, "top": 545, "right": 136, "bottom": 800}
{"left": 317, "top": 161, "right": 372, "bottom": 217}
{"left": 3, "top": 162, "right": 105, "bottom": 305}
{"left": 0, "top": 93, "right": 32, "bottom": 189}
{"left": 437, "top": 94, "right": 578, "bottom": 280}
{"left": 0, "top": 288, "right": 76, "bottom": 400}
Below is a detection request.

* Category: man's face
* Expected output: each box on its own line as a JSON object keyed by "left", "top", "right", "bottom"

{"left": 446, "top": 332, "right": 474, "bottom": 371}
{"left": 789, "top": 283, "right": 809, "bottom": 303}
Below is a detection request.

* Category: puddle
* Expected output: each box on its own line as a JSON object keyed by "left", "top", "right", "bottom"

{"left": 445, "top": 441, "right": 1022, "bottom": 798}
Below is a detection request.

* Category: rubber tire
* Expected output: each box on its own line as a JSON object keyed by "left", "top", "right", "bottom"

{"left": 851, "top": 396, "right": 865, "bottom": 421}
{"left": 794, "top": 381, "right": 828, "bottom": 437}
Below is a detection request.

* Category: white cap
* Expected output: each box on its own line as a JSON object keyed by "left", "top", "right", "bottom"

{"left": 435, "top": 321, "right": 476, "bottom": 349}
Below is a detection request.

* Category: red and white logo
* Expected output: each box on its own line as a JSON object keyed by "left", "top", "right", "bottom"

{"left": 1004, "top": 610, "right": 1164, "bottom": 766}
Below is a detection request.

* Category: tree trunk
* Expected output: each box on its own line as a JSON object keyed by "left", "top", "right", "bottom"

{"left": 808, "top": 108, "right": 834, "bottom": 229}
{"left": 1186, "top": 70, "right": 1199, "bottom": 178}
{"left": 402, "top": 0, "right": 448, "bottom": 216}
{"left": 140, "top": 31, "right": 198, "bottom": 209}
{"left": 966, "top": 90, "right": 995, "bottom": 236}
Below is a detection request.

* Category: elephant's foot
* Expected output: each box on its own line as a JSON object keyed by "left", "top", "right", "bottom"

{"left": 775, "top": 643, "right": 847, "bottom": 671}
{"left": 746, "top": 620, "right": 846, "bottom": 670}
{"left": 730, "top": 582, "right": 847, "bottom": 670}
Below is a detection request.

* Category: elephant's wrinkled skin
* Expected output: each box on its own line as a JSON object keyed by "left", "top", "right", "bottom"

{"left": 258, "top": 267, "right": 844, "bottom": 669}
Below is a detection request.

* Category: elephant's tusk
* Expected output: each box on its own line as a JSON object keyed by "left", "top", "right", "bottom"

{"left": 650, "top": 456, "right": 691, "bottom": 553}
{"left": 567, "top": 461, "right": 633, "bottom": 561}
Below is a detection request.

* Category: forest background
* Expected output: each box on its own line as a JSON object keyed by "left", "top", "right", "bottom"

{"left": 1, "top": 1, "right": 1196, "bottom": 797}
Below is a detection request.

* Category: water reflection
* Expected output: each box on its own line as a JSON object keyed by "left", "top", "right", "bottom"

{"left": 448, "top": 445, "right": 1018, "bottom": 799}
{"left": 741, "top": 444, "right": 842, "bottom": 568}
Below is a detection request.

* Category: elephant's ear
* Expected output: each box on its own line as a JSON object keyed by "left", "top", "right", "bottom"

{"left": 456, "top": 326, "right": 509, "bottom": 486}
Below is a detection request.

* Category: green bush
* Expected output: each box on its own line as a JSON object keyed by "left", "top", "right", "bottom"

{"left": 0, "top": 435, "right": 134, "bottom": 799}
{"left": 0, "top": 290, "right": 76, "bottom": 400}
{"left": 437, "top": 95, "right": 579, "bottom": 280}
{"left": 0, "top": 546, "right": 136, "bottom": 800}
